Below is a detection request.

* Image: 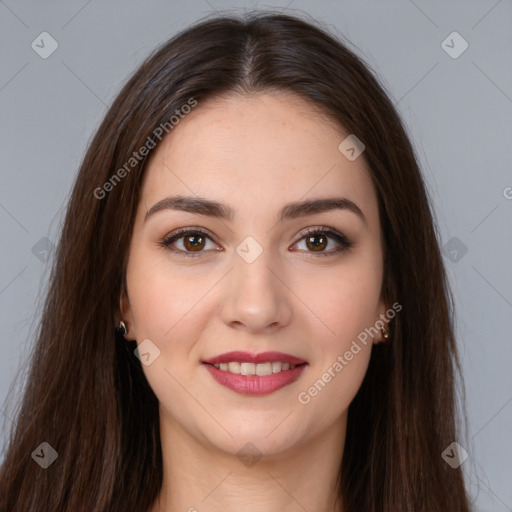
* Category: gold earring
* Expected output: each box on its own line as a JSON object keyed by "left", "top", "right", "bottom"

{"left": 382, "top": 325, "right": 390, "bottom": 340}
{"left": 117, "top": 320, "right": 127, "bottom": 335}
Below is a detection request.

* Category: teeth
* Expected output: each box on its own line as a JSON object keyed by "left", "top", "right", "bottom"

{"left": 211, "top": 361, "right": 298, "bottom": 375}
{"left": 256, "top": 362, "right": 272, "bottom": 376}
{"left": 228, "top": 362, "right": 241, "bottom": 374}
{"left": 241, "top": 363, "right": 255, "bottom": 375}
{"left": 272, "top": 361, "right": 281, "bottom": 373}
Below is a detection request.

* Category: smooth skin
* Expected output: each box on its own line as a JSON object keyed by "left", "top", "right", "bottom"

{"left": 119, "top": 91, "right": 389, "bottom": 512}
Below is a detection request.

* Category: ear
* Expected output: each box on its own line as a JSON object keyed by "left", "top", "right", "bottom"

{"left": 117, "top": 283, "right": 137, "bottom": 341}
{"left": 374, "top": 295, "right": 390, "bottom": 345}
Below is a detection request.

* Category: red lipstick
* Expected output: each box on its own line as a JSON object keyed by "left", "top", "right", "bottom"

{"left": 202, "top": 351, "right": 308, "bottom": 395}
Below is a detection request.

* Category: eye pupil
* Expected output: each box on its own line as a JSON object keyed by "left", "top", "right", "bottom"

{"left": 306, "top": 234, "right": 327, "bottom": 251}
{"left": 184, "top": 234, "right": 205, "bottom": 251}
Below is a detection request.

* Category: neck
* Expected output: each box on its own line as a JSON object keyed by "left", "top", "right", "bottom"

{"left": 150, "top": 409, "right": 346, "bottom": 512}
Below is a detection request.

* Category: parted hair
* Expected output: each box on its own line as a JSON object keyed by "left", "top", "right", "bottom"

{"left": 0, "top": 11, "right": 471, "bottom": 511}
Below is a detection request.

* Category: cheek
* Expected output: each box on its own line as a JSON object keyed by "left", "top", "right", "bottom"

{"left": 294, "top": 270, "right": 376, "bottom": 421}
{"left": 299, "top": 342, "right": 371, "bottom": 431}
{"left": 126, "top": 250, "right": 214, "bottom": 341}
{"left": 292, "top": 257, "right": 383, "bottom": 348}
{"left": 290, "top": 254, "right": 381, "bottom": 411}
{"left": 125, "top": 255, "right": 214, "bottom": 429}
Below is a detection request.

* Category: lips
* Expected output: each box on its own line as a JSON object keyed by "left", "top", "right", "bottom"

{"left": 202, "top": 351, "right": 307, "bottom": 365}
{"left": 202, "top": 351, "right": 308, "bottom": 395}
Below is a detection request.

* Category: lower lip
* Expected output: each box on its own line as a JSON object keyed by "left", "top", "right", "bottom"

{"left": 203, "top": 363, "right": 308, "bottom": 395}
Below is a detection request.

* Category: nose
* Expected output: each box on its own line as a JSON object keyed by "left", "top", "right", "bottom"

{"left": 219, "top": 246, "right": 293, "bottom": 334}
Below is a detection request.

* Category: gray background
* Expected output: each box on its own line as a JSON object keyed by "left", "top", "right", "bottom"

{"left": 1, "top": 1, "right": 511, "bottom": 510}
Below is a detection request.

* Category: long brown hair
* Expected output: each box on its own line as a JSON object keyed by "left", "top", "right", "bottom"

{"left": 0, "top": 11, "right": 472, "bottom": 511}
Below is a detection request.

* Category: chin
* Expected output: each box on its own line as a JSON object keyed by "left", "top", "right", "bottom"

{"left": 198, "top": 422, "right": 303, "bottom": 460}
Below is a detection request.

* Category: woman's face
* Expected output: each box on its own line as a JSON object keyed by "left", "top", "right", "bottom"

{"left": 121, "top": 92, "right": 388, "bottom": 457}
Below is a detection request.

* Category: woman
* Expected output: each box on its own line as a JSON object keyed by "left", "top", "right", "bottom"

{"left": 0, "top": 11, "right": 472, "bottom": 511}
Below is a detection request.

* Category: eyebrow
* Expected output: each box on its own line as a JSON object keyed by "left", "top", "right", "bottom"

{"left": 144, "top": 195, "right": 366, "bottom": 224}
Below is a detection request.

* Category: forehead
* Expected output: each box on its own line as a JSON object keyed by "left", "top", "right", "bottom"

{"left": 140, "top": 92, "right": 379, "bottom": 230}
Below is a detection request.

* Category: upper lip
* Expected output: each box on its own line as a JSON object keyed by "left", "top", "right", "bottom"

{"left": 202, "top": 351, "right": 307, "bottom": 365}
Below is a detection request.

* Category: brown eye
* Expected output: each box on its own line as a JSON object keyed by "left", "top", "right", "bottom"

{"left": 182, "top": 233, "right": 206, "bottom": 251}
{"left": 305, "top": 233, "right": 328, "bottom": 252}
{"left": 161, "top": 228, "right": 219, "bottom": 257}
{"left": 292, "top": 227, "right": 352, "bottom": 257}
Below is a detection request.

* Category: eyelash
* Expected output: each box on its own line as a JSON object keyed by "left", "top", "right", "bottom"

{"left": 159, "top": 226, "right": 352, "bottom": 259}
